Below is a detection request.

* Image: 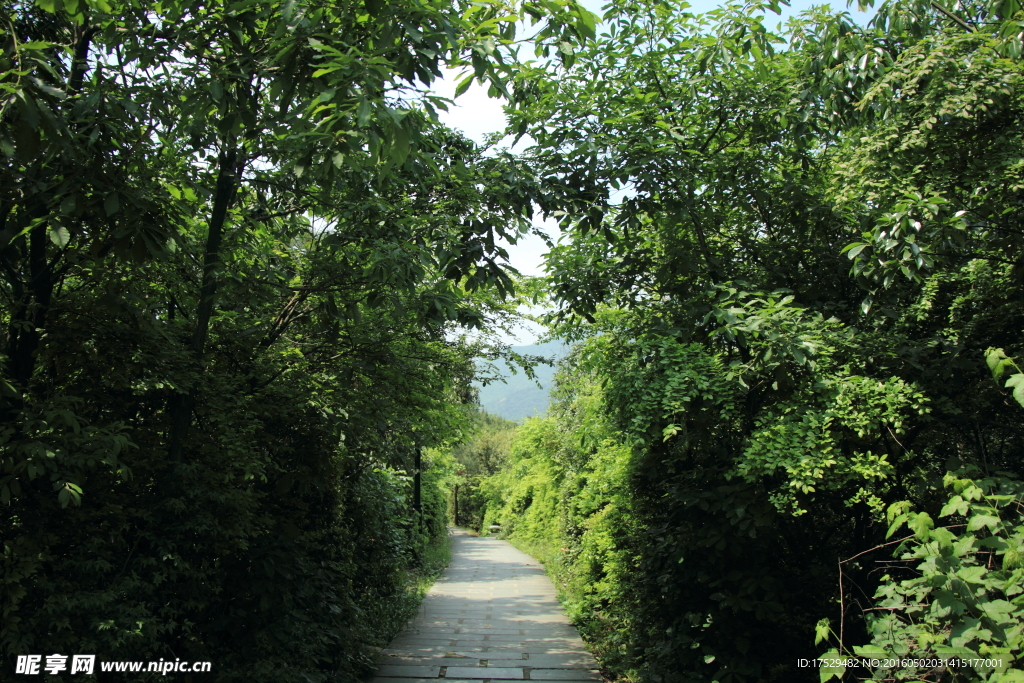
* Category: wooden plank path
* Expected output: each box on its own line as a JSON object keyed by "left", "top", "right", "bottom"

{"left": 370, "top": 528, "right": 605, "bottom": 682}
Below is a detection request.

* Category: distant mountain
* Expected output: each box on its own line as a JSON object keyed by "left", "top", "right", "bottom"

{"left": 475, "top": 340, "right": 568, "bottom": 422}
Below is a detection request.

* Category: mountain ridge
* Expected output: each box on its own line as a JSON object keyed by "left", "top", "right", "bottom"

{"left": 475, "top": 340, "right": 567, "bottom": 422}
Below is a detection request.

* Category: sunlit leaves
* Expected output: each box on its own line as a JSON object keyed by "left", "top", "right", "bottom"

{"left": 854, "top": 471, "right": 1024, "bottom": 678}
{"left": 986, "top": 348, "right": 1024, "bottom": 409}
{"left": 0, "top": 0, "right": 600, "bottom": 679}
{"left": 835, "top": 32, "right": 1024, "bottom": 300}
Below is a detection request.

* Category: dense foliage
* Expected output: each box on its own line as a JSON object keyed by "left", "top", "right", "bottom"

{"left": 447, "top": 410, "right": 517, "bottom": 529}
{"left": 816, "top": 468, "right": 1024, "bottom": 683}
{"left": 476, "top": 0, "right": 1024, "bottom": 681}
{"left": 0, "top": 0, "right": 598, "bottom": 679}
{"left": 10, "top": 0, "right": 1024, "bottom": 680}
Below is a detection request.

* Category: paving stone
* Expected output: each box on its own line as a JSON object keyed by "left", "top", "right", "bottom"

{"left": 492, "top": 653, "right": 596, "bottom": 667}
{"left": 444, "top": 666, "right": 524, "bottom": 679}
{"left": 532, "top": 654, "right": 598, "bottom": 666}
{"left": 472, "top": 635, "right": 530, "bottom": 642}
{"left": 458, "top": 618, "right": 522, "bottom": 625}
{"left": 528, "top": 670, "right": 603, "bottom": 681}
{"left": 478, "top": 657, "right": 527, "bottom": 664}
{"left": 449, "top": 633, "right": 507, "bottom": 642}
{"left": 369, "top": 528, "right": 604, "bottom": 683}
{"left": 445, "top": 647, "right": 524, "bottom": 657}
{"left": 378, "top": 657, "right": 481, "bottom": 667}
{"left": 371, "top": 664, "right": 441, "bottom": 677}
{"left": 386, "top": 640, "right": 456, "bottom": 649}
{"left": 521, "top": 639, "right": 587, "bottom": 647}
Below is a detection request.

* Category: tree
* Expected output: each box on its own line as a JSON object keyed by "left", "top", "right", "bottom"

{"left": 485, "top": 0, "right": 1024, "bottom": 681}
{"left": 446, "top": 408, "right": 517, "bottom": 528}
{"left": 0, "top": 0, "right": 599, "bottom": 679}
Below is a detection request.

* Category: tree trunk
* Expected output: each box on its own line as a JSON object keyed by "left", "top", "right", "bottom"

{"left": 5, "top": 214, "right": 54, "bottom": 395}
{"left": 166, "top": 146, "right": 239, "bottom": 462}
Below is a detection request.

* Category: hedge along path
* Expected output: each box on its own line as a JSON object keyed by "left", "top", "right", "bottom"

{"left": 370, "top": 527, "right": 605, "bottom": 682}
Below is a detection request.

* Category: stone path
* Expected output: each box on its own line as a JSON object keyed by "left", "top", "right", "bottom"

{"left": 370, "top": 528, "right": 605, "bottom": 682}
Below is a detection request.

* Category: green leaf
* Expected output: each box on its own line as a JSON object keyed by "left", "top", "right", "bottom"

{"left": 853, "top": 644, "right": 888, "bottom": 658}
{"left": 56, "top": 482, "right": 82, "bottom": 508}
{"left": 935, "top": 645, "right": 978, "bottom": 659}
{"left": 957, "top": 566, "right": 988, "bottom": 584}
{"left": 357, "top": 99, "right": 372, "bottom": 127}
{"left": 818, "top": 650, "right": 846, "bottom": 682}
{"left": 1003, "top": 548, "right": 1024, "bottom": 569}
{"left": 986, "top": 347, "right": 1012, "bottom": 380}
{"left": 968, "top": 514, "right": 1000, "bottom": 531}
{"left": 574, "top": 7, "right": 598, "bottom": 41}
{"left": 104, "top": 193, "right": 120, "bottom": 216}
{"left": 1005, "top": 373, "right": 1024, "bottom": 408}
{"left": 48, "top": 225, "right": 70, "bottom": 247}
{"left": 15, "top": 91, "right": 40, "bottom": 131}
{"left": 887, "top": 512, "right": 909, "bottom": 538}
{"left": 844, "top": 242, "right": 869, "bottom": 259}
{"left": 940, "top": 495, "right": 969, "bottom": 517}
{"left": 814, "top": 618, "right": 831, "bottom": 645}
{"left": 909, "top": 511, "right": 934, "bottom": 540}
{"left": 932, "top": 527, "right": 957, "bottom": 547}
{"left": 992, "top": 668, "right": 1024, "bottom": 682}
{"left": 455, "top": 74, "right": 474, "bottom": 98}
{"left": 980, "top": 599, "right": 1015, "bottom": 618}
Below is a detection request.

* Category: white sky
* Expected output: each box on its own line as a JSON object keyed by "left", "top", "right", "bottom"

{"left": 438, "top": 0, "right": 873, "bottom": 342}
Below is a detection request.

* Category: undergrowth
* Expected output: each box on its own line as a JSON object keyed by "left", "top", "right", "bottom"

{"left": 363, "top": 529, "right": 453, "bottom": 649}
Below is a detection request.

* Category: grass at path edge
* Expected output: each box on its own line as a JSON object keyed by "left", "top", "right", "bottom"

{"left": 363, "top": 530, "right": 453, "bottom": 651}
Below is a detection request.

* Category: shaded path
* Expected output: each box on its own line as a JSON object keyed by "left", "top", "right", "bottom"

{"left": 370, "top": 528, "right": 604, "bottom": 682}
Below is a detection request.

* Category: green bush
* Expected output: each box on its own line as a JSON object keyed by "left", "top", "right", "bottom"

{"left": 479, "top": 373, "right": 645, "bottom": 679}
{"left": 816, "top": 469, "right": 1024, "bottom": 682}
{"left": 446, "top": 410, "right": 517, "bottom": 531}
